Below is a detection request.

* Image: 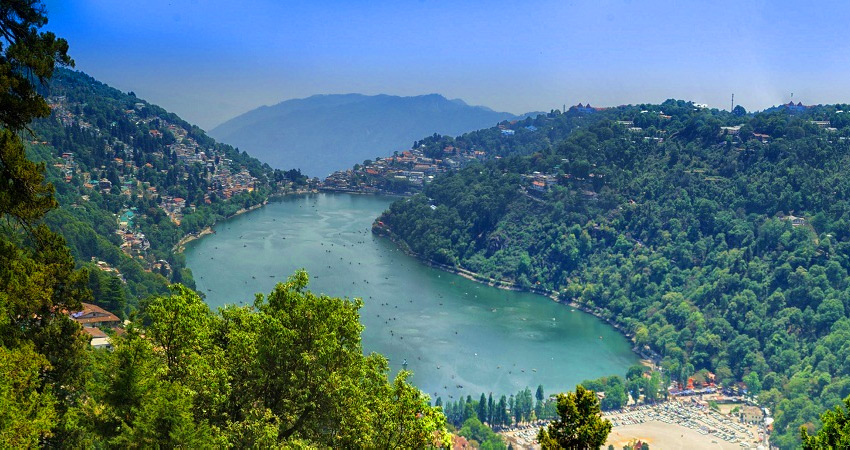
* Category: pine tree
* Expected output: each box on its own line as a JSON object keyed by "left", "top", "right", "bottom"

{"left": 487, "top": 392, "right": 495, "bottom": 425}
{"left": 536, "top": 385, "right": 545, "bottom": 419}
{"left": 477, "top": 392, "right": 488, "bottom": 423}
{"left": 498, "top": 395, "right": 508, "bottom": 426}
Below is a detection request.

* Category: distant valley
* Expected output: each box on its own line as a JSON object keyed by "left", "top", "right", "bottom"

{"left": 209, "top": 93, "right": 526, "bottom": 177}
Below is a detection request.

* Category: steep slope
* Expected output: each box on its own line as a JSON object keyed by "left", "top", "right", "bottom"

{"left": 210, "top": 93, "right": 520, "bottom": 177}
{"left": 377, "top": 100, "right": 850, "bottom": 447}
{"left": 27, "top": 68, "right": 307, "bottom": 311}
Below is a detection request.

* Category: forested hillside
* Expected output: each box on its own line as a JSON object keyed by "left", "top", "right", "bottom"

{"left": 378, "top": 100, "right": 850, "bottom": 446}
{"left": 25, "top": 68, "right": 308, "bottom": 312}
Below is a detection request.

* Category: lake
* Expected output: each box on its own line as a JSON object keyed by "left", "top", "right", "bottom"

{"left": 184, "top": 193, "right": 639, "bottom": 400}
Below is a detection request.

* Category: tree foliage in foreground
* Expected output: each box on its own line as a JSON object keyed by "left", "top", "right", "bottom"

{"left": 802, "top": 394, "right": 850, "bottom": 449}
{"left": 537, "top": 385, "right": 612, "bottom": 449}
{"left": 77, "top": 271, "right": 450, "bottom": 447}
{"left": 0, "top": 1, "right": 92, "bottom": 446}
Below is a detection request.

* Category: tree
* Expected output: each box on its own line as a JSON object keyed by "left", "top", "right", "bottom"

{"left": 87, "top": 272, "right": 449, "bottom": 448}
{"left": 0, "top": 345, "right": 57, "bottom": 447}
{"left": 537, "top": 385, "right": 612, "bottom": 450}
{"left": 110, "top": 379, "right": 218, "bottom": 448}
{"left": 733, "top": 105, "right": 747, "bottom": 117}
{"left": 0, "top": 1, "right": 73, "bottom": 132}
{"left": 644, "top": 372, "right": 661, "bottom": 403}
{"left": 488, "top": 392, "right": 495, "bottom": 425}
{"left": 801, "top": 395, "right": 850, "bottom": 449}
{"left": 743, "top": 371, "right": 762, "bottom": 397}
{"left": 219, "top": 271, "right": 448, "bottom": 447}
{"left": 458, "top": 417, "right": 506, "bottom": 449}
{"left": 600, "top": 381, "right": 626, "bottom": 411}
{"left": 497, "top": 395, "right": 508, "bottom": 427}
{"left": 634, "top": 325, "right": 649, "bottom": 348}
{"left": 478, "top": 392, "right": 488, "bottom": 423}
{"left": 370, "top": 371, "right": 450, "bottom": 449}
{"left": 536, "top": 385, "right": 545, "bottom": 419}
{"left": 0, "top": 1, "right": 87, "bottom": 445}
{"left": 143, "top": 284, "right": 214, "bottom": 380}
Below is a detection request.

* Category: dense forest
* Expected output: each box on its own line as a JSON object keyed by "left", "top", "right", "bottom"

{"left": 379, "top": 99, "right": 850, "bottom": 446}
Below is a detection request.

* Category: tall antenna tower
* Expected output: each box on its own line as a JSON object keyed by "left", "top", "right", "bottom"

{"left": 731, "top": 93, "right": 734, "bottom": 112}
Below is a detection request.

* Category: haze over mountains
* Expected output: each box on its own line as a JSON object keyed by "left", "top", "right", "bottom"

{"left": 209, "top": 93, "right": 525, "bottom": 177}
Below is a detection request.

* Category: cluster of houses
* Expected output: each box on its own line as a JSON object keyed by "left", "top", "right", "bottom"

{"left": 50, "top": 95, "right": 96, "bottom": 131}
{"left": 49, "top": 96, "right": 260, "bottom": 215}
{"left": 90, "top": 257, "right": 125, "bottom": 283}
{"left": 569, "top": 102, "right": 608, "bottom": 114}
{"left": 160, "top": 195, "right": 188, "bottom": 225}
{"left": 51, "top": 151, "right": 77, "bottom": 182}
{"left": 210, "top": 166, "right": 256, "bottom": 200}
{"left": 46, "top": 95, "right": 263, "bottom": 276}
{"left": 322, "top": 146, "right": 475, "bottom": 193}
{"left": 166, "top": 123, "right": 206, "bottom": 164}
{"left": 116, "top": 208, "right": 151, "bottom": 258}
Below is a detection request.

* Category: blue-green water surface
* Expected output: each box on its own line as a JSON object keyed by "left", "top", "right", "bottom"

{"left": 185, "top": 193, "right": 638, "bottom": 399}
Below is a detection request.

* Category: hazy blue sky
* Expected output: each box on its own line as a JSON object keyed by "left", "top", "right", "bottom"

{"left": 45, "top": 0, "right": 850, "bottom": 130}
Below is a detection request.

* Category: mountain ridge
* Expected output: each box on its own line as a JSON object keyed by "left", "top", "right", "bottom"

{"left": 209, "top": 93, "right": 525, "bottom": 177}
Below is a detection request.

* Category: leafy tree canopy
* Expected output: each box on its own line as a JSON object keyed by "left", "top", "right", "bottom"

{"left": 538, "top": 385, "right": 612, "bottom": 449}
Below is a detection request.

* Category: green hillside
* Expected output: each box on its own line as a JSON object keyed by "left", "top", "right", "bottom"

{"left": 26, "top": 68, "right": 308, "bottom": 311}
{"left": 378, "top": 100, "right": 850, "bottom": 447}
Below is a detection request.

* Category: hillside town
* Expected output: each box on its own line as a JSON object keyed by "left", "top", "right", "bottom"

{"left": 321, "top": 146, "right": 468, "bottom": 194}
{"left": 318, "top": 102, "right": 786, "bottom": 197}
{"left": 45, "top": 95, "right": 266, "bottom": 268}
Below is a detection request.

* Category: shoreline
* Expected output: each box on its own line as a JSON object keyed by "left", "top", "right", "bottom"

{"left": 318, "top": 186, "right": 411, "bottom": 198}
{"left": 173, "top": 188, "right": 317, "bottom": 253}
{"left": 373, "top": 222, "right": 655, "bottom": 366}
{"left": 174, "top": 190, "right": 654, "bottom": 369}
{"left": 174, "top": 188, "right": 404, "bottom": 253}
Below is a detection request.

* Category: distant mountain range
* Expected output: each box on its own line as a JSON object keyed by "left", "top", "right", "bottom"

{"left": 209, "top": 93, "right": 526, "bottom": 177}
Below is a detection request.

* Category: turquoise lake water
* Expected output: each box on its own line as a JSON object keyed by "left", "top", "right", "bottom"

{"left": 184, "top": 193, "right": 639, "bottom": 400}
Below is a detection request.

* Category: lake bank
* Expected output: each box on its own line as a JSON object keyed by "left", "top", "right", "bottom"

{"left": 173, "top": 201, "right": 269, "bottom": 253}
{"left": 372, "top": 221, "right": 654, "bottom": 365}
{"left": 173, "top": 188, "right": 318, "bottom": 253}
{"left": 184, "top": 193, "right": 639, "bottom": 399}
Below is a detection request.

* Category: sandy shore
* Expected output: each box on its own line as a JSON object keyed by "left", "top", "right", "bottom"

{"left": 173, "top": 226, "right": 215, "bottom": 253}
{"left": 606, "top": 420, "right": 742, "bottom": 449}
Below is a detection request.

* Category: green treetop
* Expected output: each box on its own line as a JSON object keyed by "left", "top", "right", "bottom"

{"left": 802, "top": 395, "right": 850, "bottom": 449}
{"left": 538, "top": 385, "right": 612, "bottom": 450}
{"left": 0, "top": 1, "right": 89, "bottom": 446}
